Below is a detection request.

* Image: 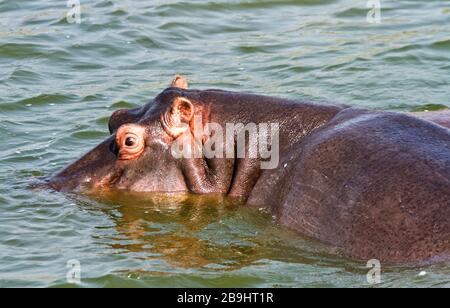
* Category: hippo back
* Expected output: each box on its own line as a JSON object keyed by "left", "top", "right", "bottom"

{"left": 253, "top": 108, "right": 450, "bottom": 263}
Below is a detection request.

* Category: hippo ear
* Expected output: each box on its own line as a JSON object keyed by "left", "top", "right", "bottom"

{"left": 161, "top": 97, "right": 194, "bottom": 138}
{"left": 170, "top": 75, "right": 188, "bottom": 89}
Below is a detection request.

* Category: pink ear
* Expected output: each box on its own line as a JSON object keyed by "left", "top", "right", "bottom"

{"left": 161, "top": 97, "right": 194, "bottom": 138}
{"left": 170, "top": 75, "right": 188, "bottom": 89}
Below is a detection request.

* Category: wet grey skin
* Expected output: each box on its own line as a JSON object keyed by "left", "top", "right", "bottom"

{"left": 46, "top": 76, "right": 450, "bottom": 263}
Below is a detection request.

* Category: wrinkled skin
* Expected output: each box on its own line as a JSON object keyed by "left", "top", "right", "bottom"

{"left": 47, "top": 76, "right": 450, "bottom": 263}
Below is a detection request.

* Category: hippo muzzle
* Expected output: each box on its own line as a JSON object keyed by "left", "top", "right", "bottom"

{"left": 47, "top": 137, "right": 118, "bottom": 192}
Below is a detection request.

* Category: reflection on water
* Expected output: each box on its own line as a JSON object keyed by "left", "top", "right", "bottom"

{"left": 85, "top": 191, "right": 332, "bottom": 271}
{"left": 96, "top": 193, "right": 245, "bottom": 269}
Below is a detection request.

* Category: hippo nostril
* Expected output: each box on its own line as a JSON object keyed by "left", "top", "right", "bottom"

{"left": 109, "top": 140, "right": 119, "bottom": 156}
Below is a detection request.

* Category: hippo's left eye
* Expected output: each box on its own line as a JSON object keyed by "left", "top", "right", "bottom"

{"left": 122, "top": 133, "right": 140, "bottom": 150}
{"left": 125, "top": 136, "right": 136, "bottom": 147}
{"left": 116, "top": 124, "right": 146, "bottom": 160}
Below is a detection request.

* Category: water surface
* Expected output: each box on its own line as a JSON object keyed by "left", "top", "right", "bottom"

{"left": 0, "top": 0, "right": 449, "bottom": 287}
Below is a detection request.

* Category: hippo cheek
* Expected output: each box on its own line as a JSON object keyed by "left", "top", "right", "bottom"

{"left": 106, "top": 152, "right": 189, "bottom": 193}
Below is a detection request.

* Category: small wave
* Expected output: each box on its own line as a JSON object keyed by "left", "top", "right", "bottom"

{"left": 410, "top": 104, "right": 449, "bottom": 112}
{"left": 92, "top": 0, "right": 115, "bottom": 9}
{"left": 14, "top": 93, "right": 78, "bottom": 108}
{"left": 110, "top": 101, "right": 137, "bottom": 109}
{"left": 81, "top": 93, "right": 107, "bottom": 102}
{"left": 8, "top": 69, "right": 42, "bottom": 84}
{"left": 335, "top": 6, "right": 394, "bottom": 18}
{"left": 235, "top": 45, "right": 269, "bottom": 54}
{"left": 71, "top": 62, "right": 106, "bottom": 71}
{"left": 156, "top": 0, "right": 336, "bottom": 13}
{"left": 106, "top": 7, "right": 129, "bottom": 17}
{"left": 382, "top": 54, "right": 423, "bottom": 65}
{"left": 385, "top": 103, "right": 449, "bottom": 112}
{"left": 70, "top": 41, "right": 131, "bottom": 58}
{"left": 134, "top": 37, "right": 161, "bottom": 49}
{"left": 0, "top": 1, "right": 20, "bottom": 13}
{"left": 0, "top": 43, "right": 46, "bottom": 59}
{"left": 71, "top": 130, "right": 109, "bottom": 140}
{"left": 430, "top": 39, "right": 450, "bottom": 50}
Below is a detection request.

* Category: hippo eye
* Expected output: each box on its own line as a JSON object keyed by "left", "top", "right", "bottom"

{"left": 122, "top": 134, "right": 139, "bottom": 148}
{"left": 116, "top": 124, "right": 146, "bottom": 160}
{"left": 125, "top": 137, "right": 135, "bottom": 147}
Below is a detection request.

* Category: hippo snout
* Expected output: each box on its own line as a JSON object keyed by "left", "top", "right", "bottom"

{"left": 47, "top": 136, "right": 119, "bottom": 192}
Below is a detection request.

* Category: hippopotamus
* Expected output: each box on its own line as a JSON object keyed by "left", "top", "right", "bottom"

{"left": 46, "top": 76, "right": 450, "bottom": 263}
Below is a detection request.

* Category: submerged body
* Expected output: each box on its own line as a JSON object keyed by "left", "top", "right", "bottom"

{"left": 47, "top": 76, "right": 450, "bottom": 263}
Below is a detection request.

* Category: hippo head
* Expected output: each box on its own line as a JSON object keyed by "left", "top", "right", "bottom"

{"left": 47, "top": 76, "right": 199, "bottom": 193}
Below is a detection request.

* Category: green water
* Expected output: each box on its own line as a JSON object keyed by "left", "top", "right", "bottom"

{"left": 1, "top": 0, "right": 449, "bottom": 288}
